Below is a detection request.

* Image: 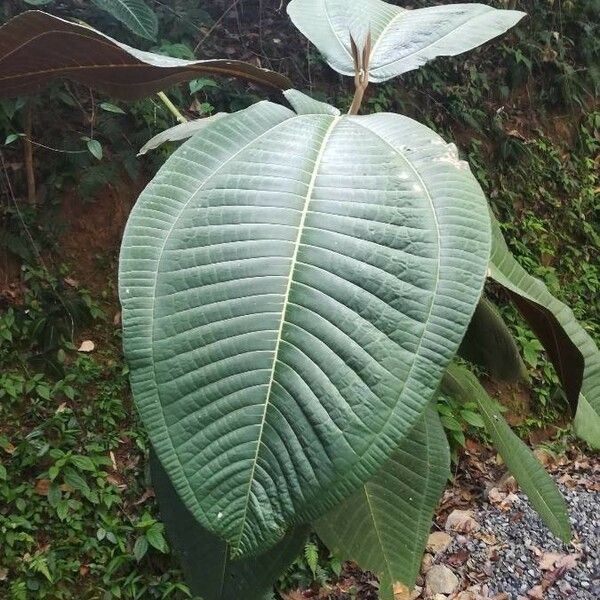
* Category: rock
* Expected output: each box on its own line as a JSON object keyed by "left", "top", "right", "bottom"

{"left": 427, "top": 531, "right": 453, "bottom": 554}
{"left": 425, "top": 565, "right": 459, "bottom": 596}
{"left": 420, "top": 553, "right": 434, "bottom": 573}
{"left": 410, "top": 586, "right": 422, "bottom": 600}
{"left": 78, "top": 340, "right": 95, "bottom": 353}
{"left": 433, "top": 595, "right": 448, "bottom": 600}
{"left": 445, "top": 510, "right": 480, "bottom": 533}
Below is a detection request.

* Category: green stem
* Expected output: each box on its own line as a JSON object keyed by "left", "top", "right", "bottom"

{"left": 157, "top": 91, "right": 187, "bottom": 123}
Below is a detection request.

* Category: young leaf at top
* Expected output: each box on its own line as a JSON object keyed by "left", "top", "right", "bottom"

{"left": 0, "top": 11, "right": 290, "bottom": 101}
{"left": 442, "top": 363, "right": 572, "bottom": 542}
{"left": 119, "top": 91, "right": 490, "bottom": 556}
{"left": 458, "top": 296, "right": 528, "bottom": 383}
{"left": 91, "top": 0, "right": 158, "bottom": 41}
{"left": 316, "top": 404, "right": 450, "bottom": 599}
{"left": 150, "top": 452, "right": 306, "bottom": 600}
{"left": 287, "top": 0, "right": 526, "bottom": 82}
{"left": 489, "top": 213, "right": 600, "bottom": 448}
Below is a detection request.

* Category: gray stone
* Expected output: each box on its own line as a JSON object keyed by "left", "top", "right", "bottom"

{"left": 425, "top": 565, "right": 459, "bottom": 595}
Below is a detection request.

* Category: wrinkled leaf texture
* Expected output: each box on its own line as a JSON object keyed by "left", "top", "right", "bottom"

{"left": 287, "top": 0, "right": 525, "bottom": 82}
{"left": 150, "top": 451, "right": 306, "bottom": 600}
{"left": 316, "top": 404, "right": 450, "bottom": 599}
{"left": 119, "top": 91, "right": 490, "bottom": 556}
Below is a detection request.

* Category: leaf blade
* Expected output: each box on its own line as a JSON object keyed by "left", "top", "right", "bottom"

{"left": 489, "top": 213, "right": 600, "bottom": 448}
{"left": 150, "top": 452, "right": 306, "bottom": 600}
{"left": 287, "top": 0, "right": 525, "bottom": 82}
{"left": 0, "top": 11, "right": 291, "bottom": 100}
{"left": 458, "top": 296, "right": 528, "bottom": 383}
{"left": 119, "top": 98, "right": 490, "bottom": 555}
{"left": 91, "top": 0, "right": 158, "bottom": 41}
{"left": 316, "top": 405, "right": 450, "bottom": 598}
{"left": 442, "top": 363, "right": 571, "bottom": 542}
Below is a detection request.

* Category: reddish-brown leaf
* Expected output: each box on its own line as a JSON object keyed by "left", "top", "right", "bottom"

{"left": 0, "top": 11, "right": 290, "bottom": 100}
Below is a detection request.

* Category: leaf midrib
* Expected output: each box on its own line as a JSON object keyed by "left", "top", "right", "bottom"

{"left": 146, "top": 111, "right": 301, "bottom": 527}
{"left": 233, "top": 114, "right": 341, "bottom": 552}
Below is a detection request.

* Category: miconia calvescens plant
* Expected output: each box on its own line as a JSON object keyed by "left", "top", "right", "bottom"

{"left": 2, "top": 1, "right": 599, "bottom": 598}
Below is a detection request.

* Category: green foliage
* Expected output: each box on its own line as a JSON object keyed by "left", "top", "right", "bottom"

{"left": 0, "top": 0, "right": 598, "bottom": 598}
{"left": 0, "top": 270, "right": 193, "bottom": 599}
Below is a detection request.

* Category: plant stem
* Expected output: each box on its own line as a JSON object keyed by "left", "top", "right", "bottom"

{"left": 157, "top": 92, "right": 187, "bottom": 123}
{"left": 347, "top": 31, "right": 372, "bottom": 115}
{"left": 23, "top": 101, "right": 36, "bottom": 206}
{"left": 348, "top": 83, "right": 367, "bottom": 116}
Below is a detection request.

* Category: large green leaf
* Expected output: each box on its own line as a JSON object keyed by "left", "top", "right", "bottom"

{"left": 150, "top": 452, "right": 306, "bottom": 600}
{"left": 458, "top": 296, "right": 528, "bottom": 383}
{"left": 119, "top": 91, "right": 490, "bottom": 556}
{"left": 0, "top": 11, "right": 290, "bottom": 100}
{"left": 316, "top": 405, "right": 450, "bottom": 599}
{"left": 287, "top": 0, "right": 525, "bottom": 82}
{"left": 91, "top": 0, "right": 158, "bottom": 40}
{"left": 442, "top": 363, "right": 571, "bottom": 542}
{"left": 489, "top": 214, "right": 600, "bottom": 448}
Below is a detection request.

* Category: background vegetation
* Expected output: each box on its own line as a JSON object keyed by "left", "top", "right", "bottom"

{"left": 0, "top": 0, "right": 598, "bottom": 598}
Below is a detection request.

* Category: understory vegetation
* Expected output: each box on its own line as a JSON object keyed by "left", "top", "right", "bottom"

{"left": 0, "top": 1, "right": 598, "bottom": 598}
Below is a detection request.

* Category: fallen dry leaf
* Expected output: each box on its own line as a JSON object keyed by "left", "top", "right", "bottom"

{"left": 34, "top": 479, "right": 51, "bottom": 495}
{"left": 527, "top": 585, "right": 544, "bottom": 599}
{"left": 445, "top": 509, "right": 480, "bottom": 533}
{"left": 538, "top": 552, "right": 564, "bottom": 571}
{"left": 488, "top": 487, "right": 506, "bottom": 505}
{"left": 445, "top": 548, "right": 470, "bottom": 567}
{"left": 392, "top": 581, "right": 410, "bottom": 600}
{"left": 281, "top": 591, "right": 307, "bottom": 600}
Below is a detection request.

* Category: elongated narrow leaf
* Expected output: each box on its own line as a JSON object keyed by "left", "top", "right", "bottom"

{"left": 0, "top": 11, "right": 290, "bottom": 100}
{"left": 91, "top": 0, "right": 158, "bottom": 40}
{"left": 138, "top": 113, "right": 228, "bottom": 156}
{"left": 442, "top": 363, "right": 571, "bottom": 542}
{"left": 150, "top": 452, "right": 306, "bottom": 600}
{"left": 119, "top": 92, "right": 490, "bottom": 556}
{"left": 283, "top": 89, "right": 341, "bottom": 116}
{"left": 287, "top": 0, "right": 525, "bottom": 82}
{"left": 489, "top": 214, "right": 600, "bottom": 448}
{"left": 316, "top": 405, "right": 450, "bottom": 599}
{"left": 459, "top": 296, "right": 528, "bottom": 383}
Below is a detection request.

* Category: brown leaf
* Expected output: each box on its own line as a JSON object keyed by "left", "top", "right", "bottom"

{"left": 445, "top": 549, "right": 470, "bottom": 567}
{"left": 35, "top": 478, "right": 51, "bottom": 495}
{"left": 445, "top": 510, "right": 480, "bottom": 533}
{"left": 526, "top": 585, "right": 544, "bottom": 599}
{"left": 392, "top": 581, "right": 411, "bottom": 600}
{"left": 281, "top": 591, "right": 307, "bottom": 600}
{"left": 538, "top": 551, "right": 562, "bottom": 571}
{"left": 0, "top": 11, "right": 290, "bottom": 100}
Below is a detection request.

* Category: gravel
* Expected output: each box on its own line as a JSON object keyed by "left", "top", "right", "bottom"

{"left": 439, "top": 482, "right": 600, "bottom": 599}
